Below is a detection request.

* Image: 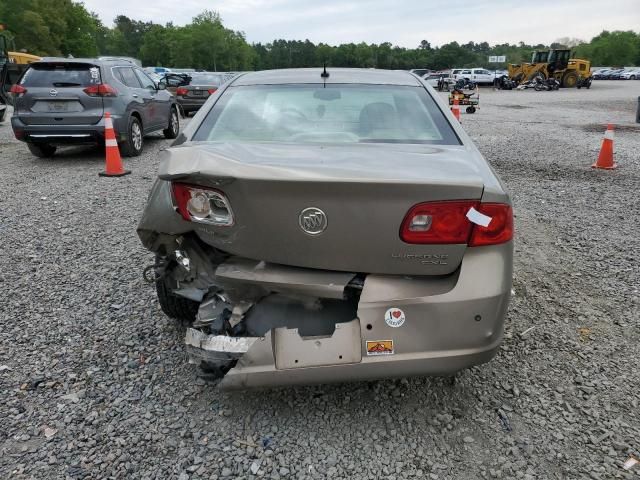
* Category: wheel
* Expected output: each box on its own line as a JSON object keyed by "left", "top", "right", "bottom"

{"left": 163, "top": 107, "right": 179, "bottom": 139}
{"left": 119, "top": 116, "right": 143, "bottom": 157}
{"left": 562, "top": 72, "right": 578, "bottom": 88}
{"left": 631, "top": 75, "right": 636, "bottom": 80}
{"left": 27, "top": 143, "right": 57, "bottom": 158}
{"left": 156, "top": 273, "right": 199, "bottom": 324}
{"left": 466, "top": 106, "right": 476, "bottom": 114}
{"left": 534, "top": 84, "right": 544, "bottom": 91}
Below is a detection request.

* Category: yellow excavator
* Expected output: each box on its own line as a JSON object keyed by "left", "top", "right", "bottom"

{"left": 508, "top": 49, "right": 592, "bottom": 88}
{"left": 8, "top": 50, "right": 41, "bottom": 64}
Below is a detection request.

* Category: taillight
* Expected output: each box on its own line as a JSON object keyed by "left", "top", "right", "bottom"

{"left": 172, "top": 183, "right": 234, "bottom": 226}
{"left": 401, "top": 201, "right": 477, "bottom": 244}
{"left": 207, "top": 88, "right": 217, "bottom": 95}
{"left": 176, "top": 87, "right": 188, "bottom": 96}
{"left": 10, "top": 84, "right": 27, "bottom": 95}
{"left": 400, "top": 200, "right": 512, "bottom": 246}
{"left": 469, "top": 203, "right": 513, "bottom": 246}
{"left": 83, "top": 83, "right": 118, "bottom": 97}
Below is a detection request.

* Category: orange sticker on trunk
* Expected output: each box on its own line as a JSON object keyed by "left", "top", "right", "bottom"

{"left": 366, "top": 340, "right": 394, "bottom": 356}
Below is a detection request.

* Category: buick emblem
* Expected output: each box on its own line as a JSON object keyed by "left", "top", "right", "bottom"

{"left": 49, "top": 89, "right": 58, "bottom": 97}
{"left": 299, "top": 207, "right": 327, "bottom": 235}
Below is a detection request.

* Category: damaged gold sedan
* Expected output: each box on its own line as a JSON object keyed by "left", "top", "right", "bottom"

{"left": 137, "top": 68, "right": 513, "bottom": 389}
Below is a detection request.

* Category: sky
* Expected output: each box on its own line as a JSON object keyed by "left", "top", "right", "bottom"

{"left": 82, "top": 0, "right": 640, "bottom": 47}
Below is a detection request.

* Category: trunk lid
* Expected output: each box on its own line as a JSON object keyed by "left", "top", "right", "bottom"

{"left": 160, "top": 142, "right": 485, "bottom": 275}
{"left": 16, "top": 62, "right": 104, "bottom": 126}
{"left": 184, "top": 85, "right": 214, "bottom": 99}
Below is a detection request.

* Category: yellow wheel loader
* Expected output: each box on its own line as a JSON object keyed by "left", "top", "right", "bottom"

{"left": 508, "top": 49, "right": 592, "bottom": 88}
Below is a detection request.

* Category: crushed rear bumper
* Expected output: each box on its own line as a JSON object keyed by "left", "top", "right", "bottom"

{"left": 213, "top": 243, "right": 511, "bottom": 389}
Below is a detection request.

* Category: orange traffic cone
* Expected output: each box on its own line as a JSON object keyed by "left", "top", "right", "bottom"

{"left": 99, "top": 112, "right": 131, "bottom": 177}
{"left": 592, "top": 124, "right": 617, "bottom": 170}
{"left": 451, "top": 98, "right": 461, "bottom": 122}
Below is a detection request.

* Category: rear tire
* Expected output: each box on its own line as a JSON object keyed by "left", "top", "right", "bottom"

{"left": 562, "top": 72, "right": 578, "bottom": 88}
{"left": 163, "top": 107, "right": 179, "bottom": 139}
{"left": 119, "top": 116, "right": 143, "bottom": 157}
{"left": 27, "top": 143, "right": 57, "bottom": 158}
{"left": 156, "top": 274, "right": 199, "bottom": 324}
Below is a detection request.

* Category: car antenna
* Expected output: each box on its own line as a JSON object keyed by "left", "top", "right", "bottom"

{"left": 321, "top": 63, "right": 329, "bottom": 87}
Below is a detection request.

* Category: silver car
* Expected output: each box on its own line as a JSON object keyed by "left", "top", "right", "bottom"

{"left": 138, "top": 68, "right": 513, "bottom": 389}
{"left": 9, "top": 57, "right": 180, "bottom": 157}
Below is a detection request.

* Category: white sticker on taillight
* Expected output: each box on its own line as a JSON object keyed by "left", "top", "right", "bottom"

{"left": 466, "top": 207, "right": 492, "bottom": 227}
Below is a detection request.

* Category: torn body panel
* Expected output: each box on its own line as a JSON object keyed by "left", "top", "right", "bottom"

{"left": 219, "top": 241, "right": 511, "bottom": 390}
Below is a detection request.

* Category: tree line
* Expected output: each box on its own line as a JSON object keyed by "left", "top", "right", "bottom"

{"left": 2, "top": 0, "right": 639, "bottom": 71}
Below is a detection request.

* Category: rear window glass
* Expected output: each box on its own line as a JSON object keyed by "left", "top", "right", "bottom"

{"left": 20, "top": 63, "right": 101, "bottom": 87}
{"left": 190, "top": 73, "right": 224, "bottom": 85}
{"left": 193, "top": 84, "right": 460, "bottom": 145}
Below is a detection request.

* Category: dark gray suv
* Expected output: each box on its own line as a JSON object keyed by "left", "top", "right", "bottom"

{"left": 10, "top": 57, "right": 180, "bottom": 158}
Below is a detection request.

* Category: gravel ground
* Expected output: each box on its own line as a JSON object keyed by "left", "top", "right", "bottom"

{"left": 1, "top": 80, "right": 639, "bottom": 480}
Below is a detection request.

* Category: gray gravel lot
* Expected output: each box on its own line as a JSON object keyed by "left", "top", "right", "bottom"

{"left": 1, "top": 80, "right": 639, "bottom": 479}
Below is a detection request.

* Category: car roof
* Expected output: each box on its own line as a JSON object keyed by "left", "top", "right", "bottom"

{"left": 35, "top": 57, "right": 137, "bottom": 66}
{"left": 231, "top": 68, "right": 423, "bottom": 86}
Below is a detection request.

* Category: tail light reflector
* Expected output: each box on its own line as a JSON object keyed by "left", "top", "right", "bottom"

{"left": 207, "top": 87, "right": 217, "bottom": 95}
{"left": 176, "top": 87, "right": 188, "bottom": 96}
{"left": 83, "top": 83, "right": 118, "bottom": 97}
{"left": 400, "top": 201, "right": 512, "bottom": 246}
{"left": 172, "top": 183, "right": 234, "bottom": 226}
{"left": 10, "top": 84, "right": 27, "bottom": 95}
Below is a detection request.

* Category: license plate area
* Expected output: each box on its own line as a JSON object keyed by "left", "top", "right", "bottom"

{"left": 191, "top": 90, "right": 203, "bottom": 96}
{"left": 274, "top": 318, "right": 361, "bottom": 369}
{"left": 31, "top": 100, "right": 82, "bottom": 113}
{"left": 47, "top": 101, "right": 69, "bottom": 112}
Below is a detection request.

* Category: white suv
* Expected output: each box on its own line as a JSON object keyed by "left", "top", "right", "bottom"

{"left": 455, "top": 68, "right": 495, "bottom": 85}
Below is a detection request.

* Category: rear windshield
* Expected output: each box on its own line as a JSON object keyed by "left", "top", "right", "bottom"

{"left": 20, "top": 63, "right": 101, "bottom": 88}
{"left": 190, "top": 73, "right": 224, "bottom": 85}
{"left": 193, "top": 84, "right": 460, "bottom": 145}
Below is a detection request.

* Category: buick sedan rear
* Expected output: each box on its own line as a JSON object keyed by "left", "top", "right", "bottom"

{"left": 137, "top": 68, "right": 513, "bottom": 389}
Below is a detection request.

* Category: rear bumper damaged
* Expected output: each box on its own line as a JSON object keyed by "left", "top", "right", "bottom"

{"left": 139, "top": 228, "right": 512, "bottom": 389}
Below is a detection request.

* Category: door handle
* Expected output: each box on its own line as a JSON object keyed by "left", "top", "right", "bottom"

{"left": 132, "top": 93, "right": 139, "bottom": 98}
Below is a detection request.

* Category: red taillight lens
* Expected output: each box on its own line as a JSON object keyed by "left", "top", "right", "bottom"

{"left": 172, "top": 182, "right": 234, "bottom": 226}
{"left": 176, "top": 87, "right": 188, "bottom": 96}
{"left": 10, "top": 84, "right": 27, "bottom": 95}
{"left": 207, "top": 87, "right": 217, "bottom": 95}
{"left": 469, "top": 203, "right": 513, "bottom": 246}
{"left": 83, "top": 83, "right": 118, "bottom": 97}
{"left": 400, "top": 200, "right": 513, "bottom": 246}
{"left": 400, "top": 200, "right": 477, "bottom": 244}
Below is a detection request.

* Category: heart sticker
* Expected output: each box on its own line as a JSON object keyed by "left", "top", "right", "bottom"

{"left": 385, "top": 308, "right": 405, "bottom": 328}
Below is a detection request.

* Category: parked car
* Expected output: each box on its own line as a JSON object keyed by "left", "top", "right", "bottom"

{"left": 421, "top": 72, "right": 453, "bottom": 90}
{"left": 450, "top": 68, "right": 463, "bottom": 79}
{"left": 9, "top": 57, "right": 180, "bottom": 158}
{"left": 620, "top": 68, "right": 640, "bottom": 80}
{"left": 592, "top": 69, "right": 609, "bottom": 80}
{"left": 169, "top": 71, "right": 228, "bottom": 116}
{"left": 608, "top": 69, "right": 625, "bottom": 80}
{"left": 137, "top": 67, "right": 514, "bottom": 389}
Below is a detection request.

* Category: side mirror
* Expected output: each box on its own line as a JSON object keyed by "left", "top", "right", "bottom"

{"left": 157, "top": 82, "right": 166, "bottom": 90}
